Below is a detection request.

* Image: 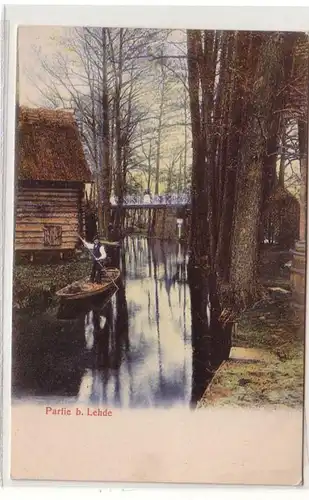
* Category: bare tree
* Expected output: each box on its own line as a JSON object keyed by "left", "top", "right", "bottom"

{"left": 28, "top": 27, "right": 169, "bottom": 233}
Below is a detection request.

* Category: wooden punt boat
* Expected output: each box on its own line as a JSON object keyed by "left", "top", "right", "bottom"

{"left": 57, "top": 288, "right": 117, "bottom": 320}
{"left": 56, "top": 268, "right": 121, "bottom": 300}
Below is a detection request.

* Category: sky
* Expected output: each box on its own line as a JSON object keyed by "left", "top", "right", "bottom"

{"left": 18, "top": 26, "right": 187, "bottom": 107}
{"left": 18, "top": 26, "right": 66, "bottom": 106}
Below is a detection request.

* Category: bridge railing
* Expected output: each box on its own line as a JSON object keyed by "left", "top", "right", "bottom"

{"left": 109, "top": 193, "right": 190, "bottom": 206}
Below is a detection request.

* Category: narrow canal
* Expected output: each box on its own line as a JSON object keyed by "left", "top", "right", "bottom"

{"left": 12, "top": 236, "right": 231, "bottom": 408}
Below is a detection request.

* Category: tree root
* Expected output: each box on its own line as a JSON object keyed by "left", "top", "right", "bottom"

{"left": 217, "top": 279, "right": 267, "bottom": 324}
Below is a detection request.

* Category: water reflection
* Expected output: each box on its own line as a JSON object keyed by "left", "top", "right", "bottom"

{"left": 12, "top": 310, "right": 86, "bottom": 398}
{"left": 189, "top": 267, "right": 232, "bottom": 405}
{"left": 12, "top": 236, "right": 231, "bottom": 408}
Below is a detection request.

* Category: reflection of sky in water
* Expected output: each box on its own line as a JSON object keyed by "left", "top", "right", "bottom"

{"left": 78, "top": 238, "right": 192, "bottom": 408}
{"left": 84, "top": 312, "right": 107, "bottom": 350}
{"left": 13, "top": 237, "right": 202, "bottom": 408}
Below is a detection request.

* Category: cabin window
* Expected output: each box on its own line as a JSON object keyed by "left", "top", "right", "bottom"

{"left": 43, "top": 225, "right": 62, "bottom": 247}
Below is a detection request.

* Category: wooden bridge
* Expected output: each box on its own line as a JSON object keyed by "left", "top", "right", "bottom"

{"left": 109, "top": 193, "right": 190, "bottom": 209}
{"left": 107, "top": 193, "right": 191, "bottom": 240}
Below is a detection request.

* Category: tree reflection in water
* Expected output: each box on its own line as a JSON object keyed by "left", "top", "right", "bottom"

{"left": 12, "top": 309, "right": 86, "bottom": 399}
{"left": 189, "top": 266, "right": 232, "bottom": 406}
{"left": 77, "top": 238, "right": 193, "bottom": 408}
{"left": 77, "top": 280, "right": 130, "bottom": 407}
{"left": 13, "top": 236, "right": 231, "bottom": 409}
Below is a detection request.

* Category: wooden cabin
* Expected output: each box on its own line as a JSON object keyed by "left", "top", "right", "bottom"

{"left": 15, "top": 107, "right": 92, "bottom": 261}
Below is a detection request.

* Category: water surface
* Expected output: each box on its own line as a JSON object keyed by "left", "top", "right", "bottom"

{"left": 13, "top": 237, "right": 227, "bottom": 408}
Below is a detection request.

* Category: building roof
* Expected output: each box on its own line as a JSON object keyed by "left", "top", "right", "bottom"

{"left": 17, "top": 106, "right": 92, "bottom": 182}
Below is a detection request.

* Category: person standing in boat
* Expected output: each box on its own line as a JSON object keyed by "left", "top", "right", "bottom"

{"left": 81, "top": 235, "right": 107, "bottom": 283}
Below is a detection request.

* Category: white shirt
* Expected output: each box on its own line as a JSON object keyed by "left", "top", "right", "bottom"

{"left": 83, "top": 240, "right": 106, "bottom": 260}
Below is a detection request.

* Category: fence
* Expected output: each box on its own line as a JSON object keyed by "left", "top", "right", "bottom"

{"left": 109, "top": 193, "right": 190, "bottom": 206}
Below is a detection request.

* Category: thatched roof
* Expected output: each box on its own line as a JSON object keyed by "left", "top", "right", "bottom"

{"left": 18, "top": 106, "right": 92, "bottom": 182}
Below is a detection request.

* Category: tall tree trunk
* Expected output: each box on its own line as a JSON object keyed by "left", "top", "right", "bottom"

{"left": 298, "top": 118, "right": 308, "bottom": 241}
{"left": 155, "top": 53, "right": 166, "bottom": 195}
{"left": 229, "top": 33, "right": 283, "bottom": 308}
{"left": 187, "top": 30, "right": 209, "bottom": 265}
{"left": 209, "top": 32, "right": 229, "bottom": 262}
{"left": 217, "top": 32, "right": 236, "bottom": 216}
{"left": 278, "top": 128, "right": 286, "bottom": 187}
{"left": 183, "top": 89, "right": 188, "bottom": 192}
{"left": 101, "top": 27, "right": 111, "bottom": 236}
{"left": 177, "top": 154, "right": 182, "bottom": 194}
{"left": 229, "top": 157, "right": 263, "bottom": 303}
{"left": 215, "top": 31, "right": 247, "bottom": 279}
{"left": 114, "top": 29, "right": 124, "bottom": 235}
{"left": 120, "top": 67, "right": 134, "bottom": 234}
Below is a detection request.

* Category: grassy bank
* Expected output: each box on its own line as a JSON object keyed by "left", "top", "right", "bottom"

{"left": 13, "top": 259, "right": 91, "bottom": 311}
{"left": 198, "top": 248, "right": 304, "bottom": 409}
{"left": 198, "top": 296, "right": 304, "bottom": 408}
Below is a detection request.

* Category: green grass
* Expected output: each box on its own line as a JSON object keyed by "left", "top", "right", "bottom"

{"left": 198, "top": 351, "right": 304, "bottom": 408}
{"left": 199, "top": 246, "right": 305, "bottom": 409}
{"left": 13, "top": 260, "right": 91, "bottom": 311}
{"left": 199, "top": 294, "right": 305, "bottom": 409}
{"left": 236, "top": 297, "right": 304, "bottom": 352}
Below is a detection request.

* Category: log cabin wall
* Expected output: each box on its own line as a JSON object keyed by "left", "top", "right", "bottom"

{"left": 15, "top": 181, "right": 84, "bottom": 252}
{"left": 15, "top": 106, "right": 92, "bottom": 259}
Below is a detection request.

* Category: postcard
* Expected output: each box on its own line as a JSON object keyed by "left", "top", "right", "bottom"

{"left": 8, "top": 22, "right": 306, "bottom": 485}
